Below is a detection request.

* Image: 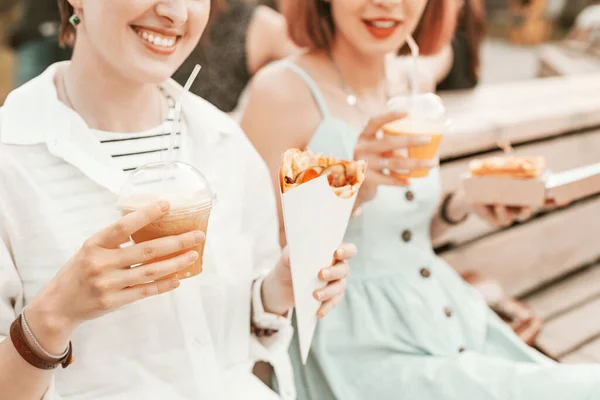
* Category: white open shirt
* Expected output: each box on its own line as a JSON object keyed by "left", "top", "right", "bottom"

{"left": 0, "top": 63, "right": 295, "bottom": 400}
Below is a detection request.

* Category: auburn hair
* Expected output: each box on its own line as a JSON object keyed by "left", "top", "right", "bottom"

{"left": 283, "top": 0, "right": 458, "bottom": 56}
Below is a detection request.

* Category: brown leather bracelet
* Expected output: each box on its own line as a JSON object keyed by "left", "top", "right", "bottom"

{"left": 10, "top": 315, "right": 74, "bottom": 370}
{"left": 440, "top": 192, "right": 469, "bottom": 225}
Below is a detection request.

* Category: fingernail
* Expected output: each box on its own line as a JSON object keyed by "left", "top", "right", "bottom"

{"left": 159, "top": 200, "right": 170, "bottom": 212}
{"left": 194, "top": 231, "right": 205, "bottom": 243}
{"left": 169, "top": 280, "right": 180, "bottom": 289}
{"left": 418, "top": 137, "right": 431, "bottom": 144}
{"left": 336, "top": 248, "right": 345, "bottom": 258}
{"left": 314, "top": 291, "right": 322, "bottom": 301}
{"left": 188, "top": 251, "right": 199, "bottom": 262}
{"left": 321, "top": 269, "right": 330, "bottom": 280}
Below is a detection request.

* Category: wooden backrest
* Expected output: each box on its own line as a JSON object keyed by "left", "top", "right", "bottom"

{"left": 436, "top": 73, "right": 600, "bottom": 298}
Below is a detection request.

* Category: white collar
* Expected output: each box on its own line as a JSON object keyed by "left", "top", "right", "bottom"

{"left": 0, "top": 61, "right": 238, "bottom": 194}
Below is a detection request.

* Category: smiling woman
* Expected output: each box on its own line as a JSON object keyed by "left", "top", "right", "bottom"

{"left": 0, "top": 0, "right": 355, "bottom": 399}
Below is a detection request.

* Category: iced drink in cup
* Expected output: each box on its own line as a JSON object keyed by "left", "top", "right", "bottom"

{"left": 383, "top": 93, "right": 451, "bottom": 179}
{"left": 118, "top": 161, "right": 215, "bottom": 280}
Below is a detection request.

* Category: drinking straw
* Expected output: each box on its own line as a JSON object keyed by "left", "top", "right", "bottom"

{"left": 405, "top": 35, "right": 420, "bottom": 104}
{"left": 168, "top": 64, "right": 201, "bottom": 162}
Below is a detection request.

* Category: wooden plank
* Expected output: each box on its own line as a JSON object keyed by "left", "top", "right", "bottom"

{"left": 536, "top": 297, "right": 600, "bottom": 358}
{"left": 441, "top": 198, "right": 600, "bottom": 298}
{"left": 538, "top": 44, "right": 600, "bottom": 77}
{"left": 439, "top": 74, "right": 600, "bottom": 159}
{"left": 522, "top": 265, "right": 600, "bottom": 321}
{"left": 561, "top": 336, "right": 600, "bottom": 364}
{"left": 560, "top": 350, "right": 597, "bottom": 364}
{"left": 434, "top": 128, "right": 600, "bottom": 247}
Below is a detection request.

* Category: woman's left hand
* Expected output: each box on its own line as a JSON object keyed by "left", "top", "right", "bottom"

{"left": 261, "top": 243, "right": 357, "bottom": 318}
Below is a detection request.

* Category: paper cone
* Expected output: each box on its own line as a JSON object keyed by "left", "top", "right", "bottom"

{"left": 280, "top": 174, "right": 357, "bottom": 364}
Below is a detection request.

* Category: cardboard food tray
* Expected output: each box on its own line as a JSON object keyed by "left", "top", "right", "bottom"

{"left": 462, "top": 162, "right": 600, "bottom": 207}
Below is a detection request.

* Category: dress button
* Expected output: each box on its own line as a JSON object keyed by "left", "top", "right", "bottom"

{"left": 459, "top": 347, "right": 466, "bottom": 353}
{"left": 401, "top": 230, "right": 412, "bottom": 242}
{"left": 444, "top": 307, "right": 453, "bottom": 318}
{"left": 405, "top": 190, "right": 415, "bottom": 201}
{"left": 420, "top": 268, "right": 431, "bottom": 278}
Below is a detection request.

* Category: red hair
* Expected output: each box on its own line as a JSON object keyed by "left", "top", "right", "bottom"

{"left": 283, "top": 0, "right": 458, "bottom": 56}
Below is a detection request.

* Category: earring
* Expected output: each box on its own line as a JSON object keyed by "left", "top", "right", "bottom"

{"left": 69, "top": 14, "right": 81, "bottom": 27}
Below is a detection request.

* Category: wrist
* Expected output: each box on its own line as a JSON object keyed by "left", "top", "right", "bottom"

{"left": 441, "top": 189, "right": 470, "bottom": 225}
{"left": 26, "top": 287, "right": 77, "bottom": 355}
{"left": 261, "top": 271, "right": 293, "bottom": 316}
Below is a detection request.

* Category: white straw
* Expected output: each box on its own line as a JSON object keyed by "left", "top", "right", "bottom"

{"left": 168, "top": 64, "right": 201, "bottom": 162}
{"left": 162, "top": 64, "right": 201, "bottom": 192}
{"left": 405, "top": 35, "right": 420, "bottom": 101}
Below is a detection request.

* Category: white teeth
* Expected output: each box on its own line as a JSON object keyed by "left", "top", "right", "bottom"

{"left": 370, "top": 20, "right": 396, "bottom": 28}
{"left": 136, "top": 28, "right": 176, "bottom": 48}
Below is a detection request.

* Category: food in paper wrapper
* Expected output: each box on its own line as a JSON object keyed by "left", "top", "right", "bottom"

{"left": 280, "top": 149, "right": 366, "bottom": 198}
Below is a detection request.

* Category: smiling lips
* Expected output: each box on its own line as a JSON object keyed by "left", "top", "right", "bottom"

{"left": 132, "top": 26, "right": 181, "bottom": 55}
{"left": 363, "top": 19, "right": 402, "bottom": 40}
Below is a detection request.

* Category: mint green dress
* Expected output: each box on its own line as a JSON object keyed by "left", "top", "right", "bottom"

{"left": 279, "top": 62, "right": 600, "bottom": 400}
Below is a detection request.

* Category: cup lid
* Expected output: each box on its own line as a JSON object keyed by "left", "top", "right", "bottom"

{"left": 387, "top": 93, "right": 447, "bottom": 122}
{"left": 118, "top": 161, "right": 214, "bottom": 212}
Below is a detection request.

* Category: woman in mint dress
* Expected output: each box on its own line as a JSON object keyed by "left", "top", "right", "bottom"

{"left": 242, "top": 0, "right": 600, "bottom": 398}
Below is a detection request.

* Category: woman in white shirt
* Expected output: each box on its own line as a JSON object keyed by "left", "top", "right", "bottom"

{"left": 0, "top": 1, "right": 354, "bottom": 399}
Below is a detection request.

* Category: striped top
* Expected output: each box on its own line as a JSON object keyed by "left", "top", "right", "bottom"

{"left": 91, "top": 91, "right": 182, "bottom": 172}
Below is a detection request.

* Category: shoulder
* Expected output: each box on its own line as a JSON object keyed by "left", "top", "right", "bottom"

{"left": 251, "top": 5, "right": 287, "bottom": 37}
{"left": 245, "top": 59, "right": 317, "bottom": 120}
{"left": 246, "top": 6, "right": 296, "bottom": 72}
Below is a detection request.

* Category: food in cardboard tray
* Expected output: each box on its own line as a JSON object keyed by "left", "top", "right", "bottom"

{"left": 469, "top": 156, "right": 546, "bottom": 179}
{"left": 280, "top": 149, "right": 366, "bottom": 198}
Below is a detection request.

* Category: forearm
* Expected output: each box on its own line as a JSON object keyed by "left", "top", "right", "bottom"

{"left": 0, "top": 338, "right": 54, "bottom": 400}
{"left": 0, "top": 293, "right": 75, "bottom": 400}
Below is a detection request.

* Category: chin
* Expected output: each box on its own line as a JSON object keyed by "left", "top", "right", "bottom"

{"left": 125, "top": 60, "right": 181, "bottom": 85}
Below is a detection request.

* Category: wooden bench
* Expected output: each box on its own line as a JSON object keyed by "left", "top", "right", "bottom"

{"left": 437, "top": 72, "right": 600, "bottom": 362}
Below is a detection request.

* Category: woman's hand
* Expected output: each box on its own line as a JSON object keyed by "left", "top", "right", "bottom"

{"left": 25, "top": 201, "right": 205, "bottom": 354}
{"left": 469, "top": 197, "right": 570, "bottom": 228}
{"left": 261, "top": 243, "right": 357, "bottom": 318}
{"left": 354, "top": 110, "right": 437, "bottom": 206}
{"left": 471, "top": 204, "right": 534, "bottom": 227}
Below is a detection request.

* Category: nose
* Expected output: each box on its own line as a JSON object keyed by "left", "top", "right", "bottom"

{"left": 156, "top": 0, "right": 188, "bottom": 27}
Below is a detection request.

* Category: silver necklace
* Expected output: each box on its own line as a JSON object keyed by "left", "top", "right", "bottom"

{"left": 60, "top": 71, "right": 165, "bottom": 125}
{"left": 328, "top": 52, "right": 391, "bottom": 117}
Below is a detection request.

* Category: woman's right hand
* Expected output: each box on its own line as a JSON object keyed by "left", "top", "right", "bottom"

{"left": 354, "top": 110, "right": 437, "bottom": 206}
{"left": 25, "top": 200, "right": 205, "bottom": 354}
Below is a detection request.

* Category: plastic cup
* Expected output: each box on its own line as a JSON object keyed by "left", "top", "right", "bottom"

{"left": 118, "top": 161, "right": 215, "bottom": 280}
{"left": 383, "top": 93, "right": 451, "bottom": 179}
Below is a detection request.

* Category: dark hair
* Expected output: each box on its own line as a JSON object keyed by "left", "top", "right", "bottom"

{"left": 460, "top": 0, "right": 486, "bottom": 82}
{"left": 283, "top": 0, "right": 458, "bottom": 56}
{"left": 57, "top": 0, "right": 75, "bottom": 47}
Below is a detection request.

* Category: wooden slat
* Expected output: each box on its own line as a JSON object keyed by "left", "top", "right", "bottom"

{"left": 439, "top": 74, "right": 600, "bottom": 159}
{"left": 560, "top": 350, "right": 597, "bottom": 364}
{"left": 536, "top": 297, "right": 600, "bottom": 358}
{"left": 522, "top": 265, "right": 600, "bottom": 321}
{"left": 538, "top": 44, "right": 600, "bottom": 77}
{"left": 560, "top": 337, "right": 600, "bottom": 364}
{"left": 441, "top": 198, "right": 600, "bottom": 297}
{"left": 435, "top": 129, "right": 600, "bottom": 247}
